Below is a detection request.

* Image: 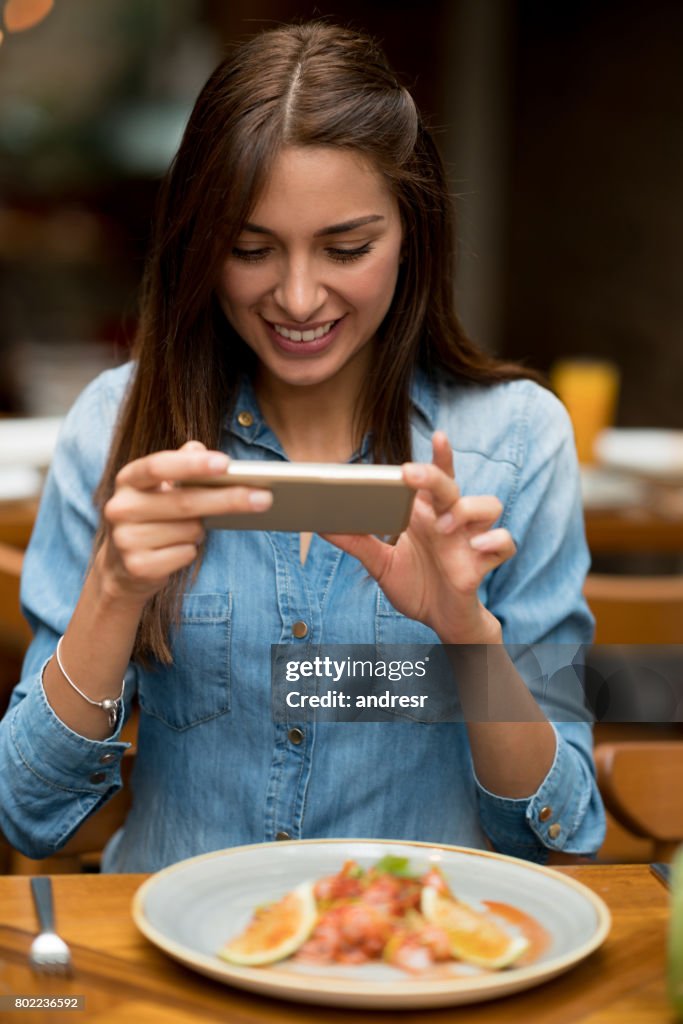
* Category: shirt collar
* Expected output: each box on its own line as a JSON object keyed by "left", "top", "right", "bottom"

{"left": 408, "top": 364, "right": 438, "bottom": 432}
{"left": 225, "top": 364, "right": 438, "bottom": 458}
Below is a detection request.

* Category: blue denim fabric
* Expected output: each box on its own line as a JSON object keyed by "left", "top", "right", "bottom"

{"left": 0, "top": 364, "right": 605, "bottom": 870}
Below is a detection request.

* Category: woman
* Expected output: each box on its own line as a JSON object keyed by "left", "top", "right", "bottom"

{"left": 0, "top": 22, "right": 604, "bottom": 870}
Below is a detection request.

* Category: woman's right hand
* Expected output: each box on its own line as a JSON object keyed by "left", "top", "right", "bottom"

{"left": 100, "top": 441, "right": 272, "bottom": 603}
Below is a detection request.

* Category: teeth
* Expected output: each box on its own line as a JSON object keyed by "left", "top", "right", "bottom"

{"left": 273, "top": 320, "right": 336, "bottom": 341}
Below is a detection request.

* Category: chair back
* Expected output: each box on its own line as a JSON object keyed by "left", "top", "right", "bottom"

{"left": 585, "top": 573, "right": 683, "bottom": 861}
{"left": 584, "top": 573, "right": 683, "bottom": 644}
{"left": 594, "top": 741, "right": 683, "bottom": 861}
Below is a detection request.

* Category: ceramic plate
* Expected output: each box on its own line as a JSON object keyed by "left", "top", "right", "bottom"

{"left": 595, "top": 429, "right": 683, "bottom": 485}
{"left": 0, "top": 417, "right": 63, "bottom": 469}
{"left": 132, "top": 839, "right": 610, "bottom": 1009}
{"left": 0, "top": 466, "right": 43, "bottom": 501}
{"left": 580, "top": 465, "right": 648, "bottom": 509}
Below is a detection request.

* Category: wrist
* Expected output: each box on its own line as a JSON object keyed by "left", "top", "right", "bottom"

{"left": 435, "top": 605, "right": 503, "bottom": 645}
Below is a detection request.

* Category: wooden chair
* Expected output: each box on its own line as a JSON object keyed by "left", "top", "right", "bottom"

{"left": 594, "top": 742, "right": 683, "bottom": 861}
{"left": 584, "top": 573, "right": 683, "bottom": 861}
{"left": 584, "top": 573, "right": 683, "bottom": 644}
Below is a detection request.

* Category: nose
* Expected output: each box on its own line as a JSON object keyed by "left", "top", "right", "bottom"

{"left": 273, "top": 254, "right": 327, "bottom": 323}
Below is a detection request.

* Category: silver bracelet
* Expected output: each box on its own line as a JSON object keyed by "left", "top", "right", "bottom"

{"left": 55, "top": 635, "right": 125, "bottom": 730}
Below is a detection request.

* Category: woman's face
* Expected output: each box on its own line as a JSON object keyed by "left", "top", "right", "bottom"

{"left": 216, "top": 146, "right": 403, "bottom": 392}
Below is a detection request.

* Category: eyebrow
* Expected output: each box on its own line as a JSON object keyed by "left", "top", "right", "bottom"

{"left": 241, "top": 215, "right": 385, "bottom": 237}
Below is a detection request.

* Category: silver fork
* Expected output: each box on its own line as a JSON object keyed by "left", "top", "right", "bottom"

{"left": 29, "top": 877, "right": 73, "bottom": 975}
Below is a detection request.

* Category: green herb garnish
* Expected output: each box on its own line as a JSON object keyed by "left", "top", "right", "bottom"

{"left": 373, "top": 855, "right": 417, "bottom": 878}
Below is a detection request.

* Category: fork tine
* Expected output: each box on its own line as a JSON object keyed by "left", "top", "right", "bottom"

{"left": 29, "top": 877, "right": 73, "bottom": 975}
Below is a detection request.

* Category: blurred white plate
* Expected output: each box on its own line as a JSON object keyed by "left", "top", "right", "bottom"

{"left": 596, "top": 429, "right": 683, "bottom": 485}
{"left": 0, "top": 466, "right": 43, "bottom": 501}
{"left": 580, "top": 466, "right": 648, "bottom": 510}
{"left": 0, "top": 417, "right": 62, "bottom": 469}
{"left": 133, "top": 838, "right": 610, "bottom": 1010}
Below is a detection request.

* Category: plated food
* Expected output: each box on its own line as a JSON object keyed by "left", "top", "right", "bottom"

{"left": 132, "top": 839, "right": 611, "bottom": 1009}
{"left": 219, "top": 855, "right": 535, "bottom": 973}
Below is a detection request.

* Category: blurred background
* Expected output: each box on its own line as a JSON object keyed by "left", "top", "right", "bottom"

{"left": 1, "top": 0, "right": 682, "bottom": 423}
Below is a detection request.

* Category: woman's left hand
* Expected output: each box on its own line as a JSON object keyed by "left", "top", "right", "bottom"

{"left": 322, "top": 431, "right": 515, "bottom": 643}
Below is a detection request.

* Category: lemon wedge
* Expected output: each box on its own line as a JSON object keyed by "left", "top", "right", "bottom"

{"left": 218, "top": 881, "right": 317, "bottom": 967}
{"left": 421, "top": 885, "right": 529, "bottom": 969}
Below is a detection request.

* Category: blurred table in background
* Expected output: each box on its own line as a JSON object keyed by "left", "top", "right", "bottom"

{"left": 585, "top": 503, "right": 683, "bottom": 556}
{"left": 581, "top": 439, "right": 683, "bottom": 562}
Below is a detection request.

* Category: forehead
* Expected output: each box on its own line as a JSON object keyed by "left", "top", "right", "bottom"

{"left": 248, "top": 146, "right": 397, "bottom": 228}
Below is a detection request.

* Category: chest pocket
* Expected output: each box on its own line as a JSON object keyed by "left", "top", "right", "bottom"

{"left": 137, "top": 592, "right": 232, "bottom": 731}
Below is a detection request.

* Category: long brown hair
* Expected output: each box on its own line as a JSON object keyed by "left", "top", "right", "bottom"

{"left": 96, "top": 20, "right": 538, "bottom": 664}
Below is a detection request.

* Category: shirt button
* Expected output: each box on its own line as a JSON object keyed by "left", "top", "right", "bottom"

{"left": 276, "top": 831, "right": 291, "bottom": 841}
{"left": 539, "top": 806, "right": 553, "bottom": 822}
{"left": 292, "top": 621, "right": 309, "bottom": 638}
{"left": 548, "top": 823, "right": 562, "bottom": 840}
{"left": 288, "top": 728, "right": 304, "bottom": 745}
{"left": 89, "top": 772, "right": 107, "bottom": 784}
{"left": 99, "top": 753, "right": 117, "bottom": 765}
{"left": 237, "top": 410, "right": 254, "bottom": 427}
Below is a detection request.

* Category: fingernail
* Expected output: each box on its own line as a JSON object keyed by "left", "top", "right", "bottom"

{"left": 470, "top": 534, "right": 494, "bottom": 551}
{"left": 406, "top": 463, "right": 425, "bottom": 482}
{"left": 208, "top": 454, "right": 229, "bottom": 471}
{"left": 435, "top": 512, "right": 454, "bottom": 533}
{"left": 248, "top": 489, "right": 273, "bottom": 509}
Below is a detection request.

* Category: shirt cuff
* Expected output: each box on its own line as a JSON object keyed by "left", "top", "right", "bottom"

{"left": 9, "top": 665, "right": 131, "bottom": 795}
{"left": 474, "top": 725, "right": 590, "bottom": 861}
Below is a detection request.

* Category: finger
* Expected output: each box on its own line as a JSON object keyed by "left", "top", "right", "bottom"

{"left": 106, "top": 483, "right": 273, "bottom": 524}
{"left": 119, "top": 544, "right": 202, "bottom": 583}
{"left": 111, "top": 519, "right": 206, "bottom": 552}
{"left": 434, "top": 495, "right": 503, "bottom": 536}
{"left": 320, "top": 532, "right": 392, "bottom": 583}
{"left": 431, "top": 430, "right": 455, "bottom": 480}
{"left": 116, "top": 448, "right": 230, "bottom": 491}
{"left": 469, "top": 527, "right": 517, "bottom": 561}
{"left": 402, "top": 461, "right": 460, "bottom": 517}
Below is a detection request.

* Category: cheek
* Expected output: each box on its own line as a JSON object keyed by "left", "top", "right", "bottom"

{"left": 350, "top": 253, "right": 400, "bottom": 315}
{"left": 216, "top": 265, "right": 263, "bottom": 316}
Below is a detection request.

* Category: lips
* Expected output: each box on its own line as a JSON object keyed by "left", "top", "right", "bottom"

{"left": 262, "top": 315, "right": 345, "bottom": 355}
{"left": 272, "top": 319, "right": 338, "bottom": 342}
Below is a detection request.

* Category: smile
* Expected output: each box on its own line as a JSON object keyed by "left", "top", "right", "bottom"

{"left": 271, "top": 319, "right": 339, "bottom": 342}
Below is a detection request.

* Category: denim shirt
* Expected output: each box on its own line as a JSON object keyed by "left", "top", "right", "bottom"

{"left": 0, "top": 363, "right": 605, "bottom": 870}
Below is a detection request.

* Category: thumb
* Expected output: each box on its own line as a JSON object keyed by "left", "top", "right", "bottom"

{"left": 320, "top": 532, "right": 392, "bottom": 583}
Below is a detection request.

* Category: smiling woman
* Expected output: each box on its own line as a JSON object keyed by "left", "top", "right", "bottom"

{"left": 0, "top": 21, "right": 605, "bottom": 873}
{"left": 216, "top": 147, "right": 403, "bottom": 408}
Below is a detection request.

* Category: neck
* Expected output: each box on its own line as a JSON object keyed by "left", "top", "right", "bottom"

{"left": 254, "top": 356, "right": 370, "bottom": 463}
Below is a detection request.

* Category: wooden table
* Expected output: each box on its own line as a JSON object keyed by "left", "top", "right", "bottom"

{"left": 584, "top": 506, "right": 683, "bottom": 556}
{"left": 0, "top": 866, "right": 674, "bottom": 1023}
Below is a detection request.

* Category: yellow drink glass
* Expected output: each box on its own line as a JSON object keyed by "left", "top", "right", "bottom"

{"left": 551, "top": 359, "right": 620, "bottom": 465}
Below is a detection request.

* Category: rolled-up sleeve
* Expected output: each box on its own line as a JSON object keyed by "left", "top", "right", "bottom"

{"left": 475, "top": 723, "right": 605, "bottom": 861}
{"left": 1, "top": 664, "right": 130, "bottom": 857}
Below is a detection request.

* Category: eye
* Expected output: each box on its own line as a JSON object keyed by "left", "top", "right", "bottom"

{"left": 231, "top": 247, "right": 271, "bottom": 262}
{"left": 327, "top": 242, "right": 375, "bottom": 264}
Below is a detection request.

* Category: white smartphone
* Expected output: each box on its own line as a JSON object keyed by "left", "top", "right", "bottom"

{"left": 183, "top": 461, "right": 415, "bottom": 534}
